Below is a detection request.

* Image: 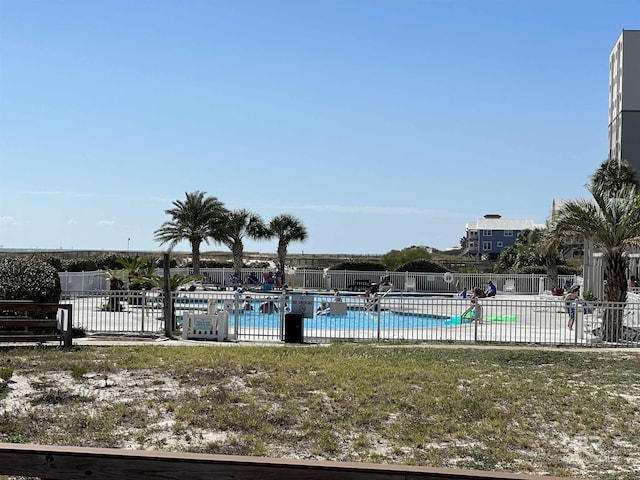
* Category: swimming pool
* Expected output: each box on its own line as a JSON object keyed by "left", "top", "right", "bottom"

{"left": 175, "top": 297, "right": 519, "bottom": 333}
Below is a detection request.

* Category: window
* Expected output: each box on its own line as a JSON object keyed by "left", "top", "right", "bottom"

{"left": 497, "top": 241, "right": 503, "bottom": 248}
{"left": 482, "top": 241, "right": 492, "bottom": 251}
{"left": 504, "top": 230, "right": 513, "bottom": 237}
{"left": 482, "top": 230, "right": 492, "bottom": 236}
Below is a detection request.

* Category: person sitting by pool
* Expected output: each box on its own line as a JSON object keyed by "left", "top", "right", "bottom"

{"left": 316, "top": 301, "right": 329, "bottom": 315}
{"left": 458, "top": 287, "right": 467, "bottom": 298}
{"left": 225, "top": 273, "right": 240, "bottom": 289}
{"left": 263, "top": 272, "right": 275, "bottom": 285}
{"left": 485, "top": 281, "right": 497, "bottom": 297}
{"left": 247, "top": 272, "right": 260, "bottom": 285}
{"left": 471, "top": 287, "right": 485, "bottom": 299}
{"left": 259, "top": 298, "right": 279, "bottom": 314}
{"left": 379, "top": 275, "right": 392, "bottom": 292}
{"left": 241, "top": 298, "right": 253, "bottom": 311}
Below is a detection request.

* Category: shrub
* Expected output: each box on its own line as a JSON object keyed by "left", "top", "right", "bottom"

{"left": 381, "top": 246, "right": 433, "bottom": 271}
{"left": 395, "top": 259, "right": 447, "bottom": 273}
{"left": 328, "top": 261, "right": 387, "bottom": 271}
{"left": 71, "top": 365, "right": 87, "bottom": 379}
{"left": 0, "top": 256, "right": 61, "bottom": 303}
{"left": 0, "top": 367, "right": 13, "bottom": 382}
{"left": 519, "top": 265, "right": 547, "bottom": 275}
{"left": 198, "top": 260, "right": 236, "bottom": 268}
{"left": 60, "top": 253, "right": 122, "bottom": 272}
{"left": 520, "top": 265, "right": 581, "bottom": 275}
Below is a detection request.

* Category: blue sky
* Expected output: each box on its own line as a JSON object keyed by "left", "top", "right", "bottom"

{"left": 1, "top": 0, "right": 637, "bottom": 255}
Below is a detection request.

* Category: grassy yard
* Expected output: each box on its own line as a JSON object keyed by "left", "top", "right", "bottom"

{"left": 1, "top": 343, "right": 639, "bottom": 479}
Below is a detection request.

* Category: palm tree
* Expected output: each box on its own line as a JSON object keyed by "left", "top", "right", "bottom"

{"left": 591, "top": 157, "right": 639, "bottom": 192}
{"left": 218, "top": 209, "right": 270, "bottom": 279}
{"left": 154, "top": 191, "right": 226, "bottom": 275}
{"left": 133, "top": 271, "right": 203, "bottom": 336}
{"left": 549, "top": 182, "right": 640, "bottom": 341}
{"left": 268, "top": 214, "right": 308, "bottom": 284}
{"left": 115, "top": 256, "right": 156, "bottom": 290}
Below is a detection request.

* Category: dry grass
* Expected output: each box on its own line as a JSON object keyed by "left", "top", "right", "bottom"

{"left": 1, "top": 343, "right": 639, "bottom": 479}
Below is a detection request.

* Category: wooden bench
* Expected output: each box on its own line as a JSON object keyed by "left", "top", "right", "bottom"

{"left": 0, "top": 442, "right": 575, "bottom": 480}
{"left": 0, "top": 300, "right": 73, "bottom": 347}
{"left": 348, "top": 279, "right": 372, "bottom": 291}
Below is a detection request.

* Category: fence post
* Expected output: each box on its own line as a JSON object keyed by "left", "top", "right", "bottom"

{"left": 141, "top": 289, "right": 146, "bottom": 333}
{"left": 163, "top": 254, "right": 172, "bottom": 337}
{"left": 234, "top": 289, "right": 241, "bottom": 338}
{"left": 63, "top": 304, "right": 73, "bottom": 348}
{"left": 377, "top": 301, "right": 381, "bottom": 341}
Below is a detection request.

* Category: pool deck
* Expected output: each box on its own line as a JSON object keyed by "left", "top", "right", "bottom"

{"left": 4, "top": 292, "right": 635, "bottom": 348}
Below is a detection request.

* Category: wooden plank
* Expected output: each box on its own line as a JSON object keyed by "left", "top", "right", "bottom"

{"left": 0, "top": 443, "right": 580, "bottom": 480}
{"left": 0, "top": 319, "right": 59, "bottom": 327}
{"left": 0, "top": 301, "right": 60, "bottom": 307}
{"left": 0, "top": 334, "right": 61, "bottom": 343}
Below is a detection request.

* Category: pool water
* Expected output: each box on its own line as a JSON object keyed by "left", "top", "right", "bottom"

{"left": 233, "top": 304, "right": 463, "bottom": 330}
{"left": 176, "top": 299, "right": 518, "bottom": 330}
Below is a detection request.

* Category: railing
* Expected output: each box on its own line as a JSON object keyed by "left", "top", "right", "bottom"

{"left": 63, "top": 289, "right": 640, "bottom": 347}
{"left": 0, "top": 442, "right": 579, "bottom": 480}
{"left": 59, "top": 269, "right": 578, "bottom": 295}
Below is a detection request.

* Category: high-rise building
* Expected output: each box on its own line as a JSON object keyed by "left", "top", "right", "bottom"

{"left": 608, "top": 29, "right": 640, "bottom": 178}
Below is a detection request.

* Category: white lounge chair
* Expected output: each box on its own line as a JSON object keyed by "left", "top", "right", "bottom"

{"left": 405, "top": 277, "right": 416, "bottom": 292}
{"left": 503, "top": 279, "right": 516, "bottom": 293}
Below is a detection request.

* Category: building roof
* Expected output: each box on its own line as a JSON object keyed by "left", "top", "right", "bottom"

{"left": 550, "top": 198, "right": 594, "bottom": 219}
{"left": 466, "top": 217, "right": 541, "bottom": 231}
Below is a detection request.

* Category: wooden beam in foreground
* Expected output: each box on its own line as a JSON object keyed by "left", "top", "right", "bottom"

{"left": 0, "top": 443, "right": 579, "bottom": 480}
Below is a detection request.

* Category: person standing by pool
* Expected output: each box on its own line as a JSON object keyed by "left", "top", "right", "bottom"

{"left": 333, "top": 288, "right": 342, "bottom": 302}
{"left": 259, "top": 297, "right": 279, "bottom": 314}
{"left": 564, "top": 285, "right": 580, "bottom": 330}
{"left": 242, "top": 298, "right": 253, "bottom": 311}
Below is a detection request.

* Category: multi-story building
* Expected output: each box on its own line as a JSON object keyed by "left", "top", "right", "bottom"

{"left": 465, "top": 214, "right": 542, "bottom": 260}
{"left": 608, "top": 29, "right": 640, "bottom": 179}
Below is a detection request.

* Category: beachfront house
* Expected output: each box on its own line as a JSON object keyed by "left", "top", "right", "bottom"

{"left": 465, "top": 214, "right": 541, "bottom": 260}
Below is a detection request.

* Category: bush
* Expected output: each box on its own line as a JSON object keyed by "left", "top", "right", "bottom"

{"left": 60, "top": 253, "right": 122, "bottom": 272}
{"left": 328, "top": 261, "right": 387, "bottom": 271}
{"left": 520, "top": 265, "right": 582, "bottom": 275}
{"left": 395, "top": 259, "right": 447, "bottom": 273}
{"left": 381, "top": 246, "right": 433, "bottom": 271}
{"left": 0, "top": 256, "right": 61, "bottom": 303}
{"left": 198, "top": 260, "right": 236, "bottom": 268}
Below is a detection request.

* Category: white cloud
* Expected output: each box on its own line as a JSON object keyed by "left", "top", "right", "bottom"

{"left": 97, "top": 220, "right": 115, "bottom": 226}
{"left": 0, "top": 216, "right": 16, "bottom": 225}
{"left": 67, "top": 218, "right": 78, "bottom": 225}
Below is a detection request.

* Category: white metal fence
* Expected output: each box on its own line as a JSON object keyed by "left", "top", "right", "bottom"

{"left": 59, "top": 269, "right": 578, "bottom": 295}
{"left": 61, "top": 289, "right": 640, "bottom": 347}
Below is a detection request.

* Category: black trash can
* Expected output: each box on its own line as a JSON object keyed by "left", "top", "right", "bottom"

{"left": 284, "top": 313, "right": 304, "bottom": 343}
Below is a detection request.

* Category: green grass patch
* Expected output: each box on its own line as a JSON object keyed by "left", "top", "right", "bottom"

{"left": 0, "top": 344, "right": 639, "bottom": 478}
